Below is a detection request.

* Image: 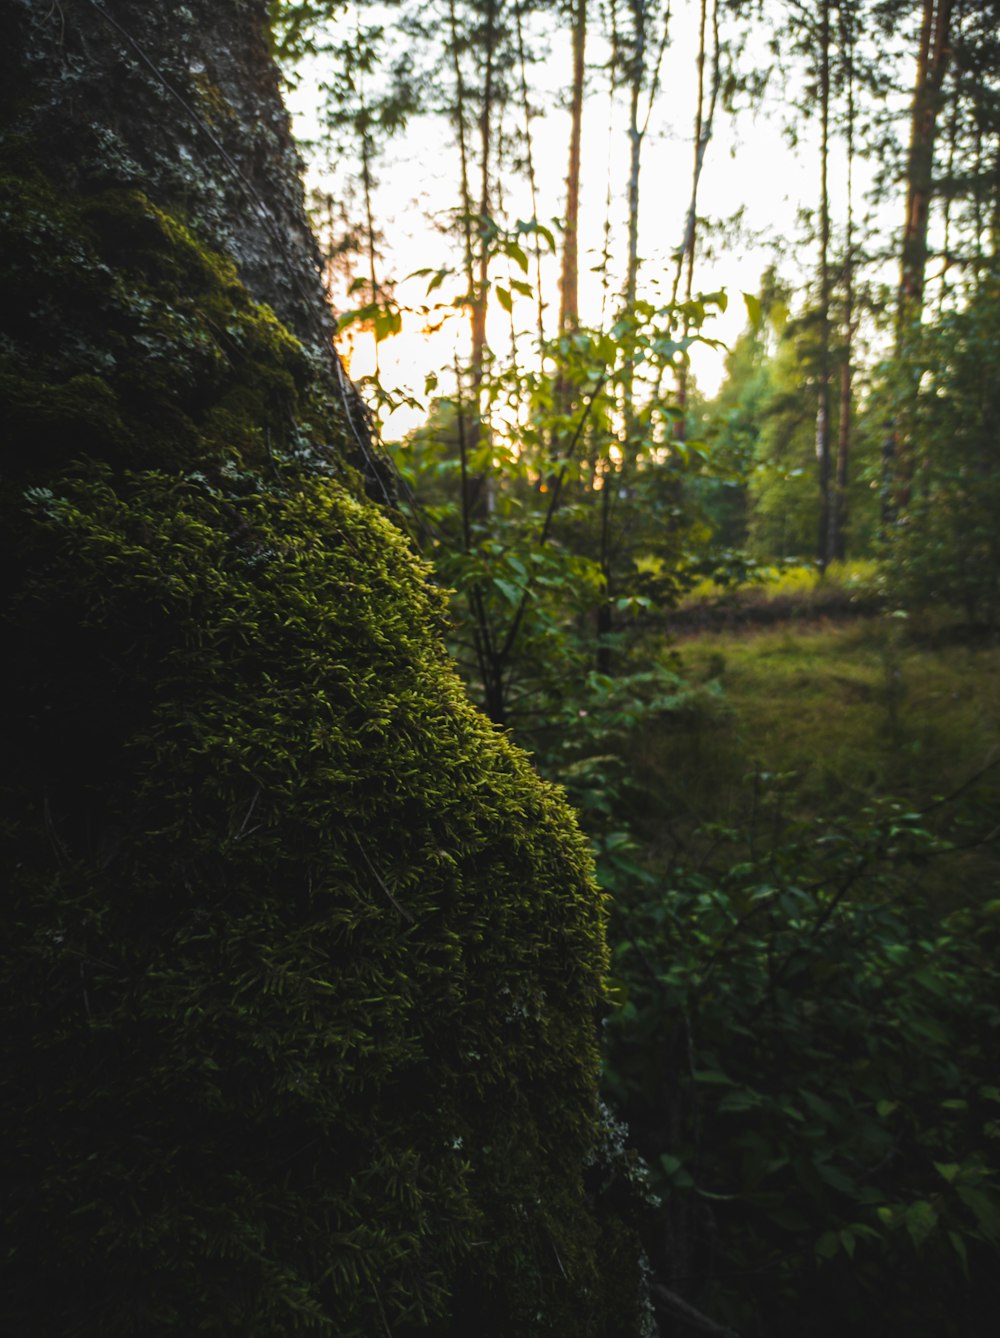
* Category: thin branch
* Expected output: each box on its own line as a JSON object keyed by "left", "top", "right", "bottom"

{"left": 649, "top": 1283, "right": 740, "bottom": 1337}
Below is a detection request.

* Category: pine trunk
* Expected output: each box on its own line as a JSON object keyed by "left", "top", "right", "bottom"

{"left": 885, "top": 0, "right": 955, "bottom": 517}
{"left": 816, "top": 0, "right": 833, "bottom": 572}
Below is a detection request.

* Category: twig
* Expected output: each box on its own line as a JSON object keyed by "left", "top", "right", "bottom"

{"left": 356, "top": 844, "right": 415, "bottom": 923}
{"left": 496, "top": 376, "right": 607, "bottom": 671}
{"left": 649, "top": 1282, "right": 740, "bottom": 1337}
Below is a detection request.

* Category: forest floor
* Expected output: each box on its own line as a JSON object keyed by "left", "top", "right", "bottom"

{"left": 629, "top": 611, "right": 1000, "bottom": 905}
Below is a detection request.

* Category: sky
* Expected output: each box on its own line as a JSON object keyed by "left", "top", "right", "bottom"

{"left": 285, "top": 1, "right": 909, "bottom": 439}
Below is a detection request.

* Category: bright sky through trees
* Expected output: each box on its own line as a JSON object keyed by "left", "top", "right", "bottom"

{"left": 286, "top": 2, "right": 904, "bottom": 438}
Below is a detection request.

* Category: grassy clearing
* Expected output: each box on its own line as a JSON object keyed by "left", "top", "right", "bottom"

{"left": 681, "top": 558, "right": 880, "bottom": 606}
{"left": 672, "top": 559, "right": 882, "bottom": 634}
{"left": 630, "top": 615, "right": 1000, "bottom": 899}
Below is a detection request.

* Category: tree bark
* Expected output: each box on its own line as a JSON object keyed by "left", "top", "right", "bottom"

{"left": 885, "top": 0, "right": 955, "bottom": 517}
{"left": 559, "top": 0, "right": 587, "bottom": 339}
{"left": 0, "top": 5, "right": 627, "bottom": 1333}
{"left": 816, "top": 0, "right": 833, "bottom": 572}
{"left": 833, "top": 0, "right": 857, "bottom": 562}
{"left": 899, "top": 0, "right": 956, "bottom": 329}
{"left": 4, "top": 0, "right": 333, "bottom": 353}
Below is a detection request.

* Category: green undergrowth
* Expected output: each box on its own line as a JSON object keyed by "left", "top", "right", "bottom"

{"left": 681, "top": 558, "right": 879, "bottom": 606}
{"left": 636, "top": 617, "right": 1000, "bottom": 883}
{"left": 597, "top": 615, "right": 1000, "bottom": 1336}
{"left": 673, "top": 560, "right": 882, "bottom": 632}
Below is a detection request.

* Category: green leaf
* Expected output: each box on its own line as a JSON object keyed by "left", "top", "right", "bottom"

{"left": 956, "top": 1186, "right": 1000, "bottom": 1241}
{"left": 934, "top": 1162, "right": 961, "bottom": 1183}
{"left": 815, "top": 1230, "right": 839, "bottom": 1259}
{"left": 743, "top": 291, "right": 762, "bottom": 328}
{"left": 492, "top": 576, "right": 521, "bottom": 607}
{"left": 495, "top": 285, "right": 513, "bottom": 314}
{"left": 505, "top": 241, "right": 529, "bottom": 273}
{"left": 904, "top": 1200, "right": 938, "bottom": 1249}
{"left": 949, "top": 1230, "right": 970, "bottom": 1279}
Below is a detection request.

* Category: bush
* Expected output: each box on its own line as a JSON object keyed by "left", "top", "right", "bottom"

{"left": 604, "top": 785, "right": 1000, "bottom": 1337}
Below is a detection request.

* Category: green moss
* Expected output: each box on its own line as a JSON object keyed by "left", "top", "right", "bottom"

{"left": 0, "top": 369, "right": 129, "bottom": 462}
{"left": 3, "top": 467, "right": 615, "bottom": 1334}
{"left": 0, "top": 158, "right": 332, "bottom": 478}
{"left": 1, "top": 149, "right": 637, "bottom": 1332}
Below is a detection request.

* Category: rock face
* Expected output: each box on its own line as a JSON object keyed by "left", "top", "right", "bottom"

{"left": 0, "top": 2, "right": 645, "bottom": 1335}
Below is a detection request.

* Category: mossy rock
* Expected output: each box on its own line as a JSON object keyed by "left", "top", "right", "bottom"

{"left": 1, "top": 151, "right": 640, "bottom": 1332}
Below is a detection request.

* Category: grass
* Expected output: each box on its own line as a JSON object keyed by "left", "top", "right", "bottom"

{"left": 630, "top": 614, "right": 1000, "bottom": 901}
{"left": 671, "top": 558, "right": 883, "bottom": 636}
{"left": 680, "top": 558, "right": 880, "bottom": 607}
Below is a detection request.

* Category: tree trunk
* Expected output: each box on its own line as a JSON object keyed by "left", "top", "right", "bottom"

{"left": 833, "top": 0, "right": 857, "bottom": 563}
{"left": 899, "top": 0, "right": 956, "bottom": 328}
{"left": 672, "top": 0, "right": 719, "bottom": 434}
{"left": 4, "top": 0, "right": 332, "bottom": 350}
{"left": 515, "top": 0, "right": 546, "bottom": 347}
{"left": 553, "top": 0, "right": 587, "bottom": 458}
{"left": 885, "top": 0, "right": 955, "bottom": 517}
{"left": 559, "top": 0, "right": 587, "bottom": 339}
{"left": 816, "top": 0, "right": 833, "bottom": 573}
{"left": 0, "top": 4, "right": 628, "bottom": 1333}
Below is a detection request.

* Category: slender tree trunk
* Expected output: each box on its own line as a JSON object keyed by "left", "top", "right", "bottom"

{"left": 357, "top": 35, "right": 382, "bottom": 380}
{"left": 622, "top": 0, "right": 657, "bottom": 436}
{"left": 559, "top": 0, "right": 587, "bottom": 339}
{"left": 597, "top": 0, "right": 648, "bottom": 676}
{"left": 885, "top": 0, "right": 955, "bottom": 517}
{"left": 937, "top": 0, "right": 962, "bottom": 316}
{"left": 625, "top": 64, "right": 643, "bottom": 319}
{"left": 553, "top": 0, "right": 586, "bottom": 448}
{"left": 468, "top": 0, "right": 499, "bottom": 517}
{"left": 816, "top": 0, "right": 833, "bottom": 572}
{"left": 899, "top": 0, "right": 956, "bottom": 325}
{"left": 472, "top": 0, "right": 497, "bottom": 416}
{"left": 599, "top": 0, "right": 620, "bottom": 329}
{"left": 596, "top": 470, "right": 615, "bottom": 674}
{"left": 515, "top": 1, "right": 546, "bottom": 349}
{"left": 447, "top": 0, "right": 497, "bottom": 523}
{"left": 833, "top": 2, "right": 857, "bottom": 563}
{"left": 596, "top": 0, "right": 671, "bottom": 673}
{"left": 672, "top": 0, "right": 719, "bottom": 435}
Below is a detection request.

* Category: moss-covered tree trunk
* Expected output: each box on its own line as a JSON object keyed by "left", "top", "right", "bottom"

{"left": 0, "top": 2, "right": 646, "bottom": 1333}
